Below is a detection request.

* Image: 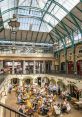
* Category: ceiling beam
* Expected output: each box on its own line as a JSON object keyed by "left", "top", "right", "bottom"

{"left": 26, "top": 30, "right": 28, "bottom": 42}
{"left": 30, "top": 31, "right": 34, "bottom": 42}
{"left": 44, "top": 33, "right": 49, "bottom": 43}
{"left": 39, "top": 32, "right": 44, "bottom": 43}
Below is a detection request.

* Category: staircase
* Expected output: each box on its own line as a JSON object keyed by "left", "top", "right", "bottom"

{"left": 0, "top": 102, "right": 27, "bottom": 117}
{"left": 0, "top": 76, "right": 28, "bottom": 117}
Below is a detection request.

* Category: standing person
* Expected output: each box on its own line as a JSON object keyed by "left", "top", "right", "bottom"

{"left": 58, "top": 85, "right": 61, "bottom": 95}
{"left": 61, "top": 99, "right": 67, "bottom": 113}
{"left": 53, "top": 85, "right": 57, "bottom": 95}
{"left": 77, "top": 90, "right": 79, "bottom": 100}
{"left": 8, "top": 83, "right": 13, "bottom": 93}
{"left": 54, "top": 104, "right": 61, "bottom": 116}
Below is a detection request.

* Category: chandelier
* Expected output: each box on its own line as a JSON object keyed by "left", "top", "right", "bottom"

{"left": 8, "top": 14, "right": 20, "bottom": 53}
{"left": 8, "top": 14, "right": 20, "bottom": 33}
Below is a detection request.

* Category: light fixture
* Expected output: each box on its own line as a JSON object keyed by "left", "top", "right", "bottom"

{"left": 8, "top": 14, "right": 20, "bottom": 53}
{"left": 8, "top": 14, "right": 20, "bottom": 33}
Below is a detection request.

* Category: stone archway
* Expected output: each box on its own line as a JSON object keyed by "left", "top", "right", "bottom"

{"left": 34, "top": 77, "right": 50, "bottom": 87}
{"left": 50, "top": 78, "right": 56, "bottom": 85}
{"left": 23, "top": 76, "right": 33, "bottom": 85}
{"left": 11, "top": 78, "right": 20, "bottom": 85}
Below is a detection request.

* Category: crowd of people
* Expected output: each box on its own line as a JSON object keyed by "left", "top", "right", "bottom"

{"left": 8, "top": 82, "right": 71, "bottom": 117}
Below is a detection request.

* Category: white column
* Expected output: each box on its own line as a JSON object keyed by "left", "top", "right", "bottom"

{"left": 39, "top": 62, "right": 40, "bottom": 73}
{"left": 33, "top": 78, "right": 35, "bottom": 84}
{"left": 20, "top": 79, "right": 23, "bottom": 86}
{"left": 23, "top": 60, "right": 26, "bottom": 74}
{"left": 12, "top": 60, "right": 14, "bottom": 74}
{"left": 51, "top": 61, "right": 55, "bottom": 73}
{"left": 34, "top": 61, "right": 36, "bottom": 74}
{"left": 0, "top": 61, "right": 3, "bottom": 69}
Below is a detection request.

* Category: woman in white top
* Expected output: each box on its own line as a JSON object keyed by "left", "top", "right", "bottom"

{"left": 54, "top": 104, "right": 61, "bottom": 115}
{"left": 66, "top": 102, "right": 71, "bottom": 113}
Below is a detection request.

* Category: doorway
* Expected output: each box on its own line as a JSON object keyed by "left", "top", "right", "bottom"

{"left": 11, "top": 78, "right": 19, "bottom": 85}
{"left": 37, "top": 77, "right": 41, "bottom": 86}
{"left": 68, "top": 61, "right": 74, "bottom": 74}
{"left": 24, "top": 79, "right": 31, "bottom": 85}
{"left": 61, "top": 62, "right": 66, "bottom": 73}
{"left": 77, "top": 60, "right": 82, "bottom": 75}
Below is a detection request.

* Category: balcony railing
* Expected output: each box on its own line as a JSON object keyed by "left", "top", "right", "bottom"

{"left": 0, "top": 53, "right": 54, "bottom": 58}
{"left": 0, "top": 102, "right": 27, "bottom": 117}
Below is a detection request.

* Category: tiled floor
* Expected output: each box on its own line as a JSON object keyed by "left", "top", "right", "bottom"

{"left": 5, "top": 91, "right": 82, "bottom": 117}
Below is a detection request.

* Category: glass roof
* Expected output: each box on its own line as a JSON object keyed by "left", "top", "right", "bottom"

{"left": 0, "top": 0, "right": 80, "bottom": 32}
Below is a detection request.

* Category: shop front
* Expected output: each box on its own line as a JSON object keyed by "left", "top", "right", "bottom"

{"left": 77, "top": 60, "right": 82, "bottom": 76}
{"left": 68, "top": 61, "right": 74, "bottom": 74}
{"left": 61, "top": 62, "right": 66, "bottom": 73}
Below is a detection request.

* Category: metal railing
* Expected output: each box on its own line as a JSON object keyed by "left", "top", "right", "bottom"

{"left": 0, "top": 75, "right": 6, "bottom": 85}
{"left": 48, "top": 72, "right": 82, "bottom": 79}
{"left": 0, "top": 102, "right": 27, "bottom": 117}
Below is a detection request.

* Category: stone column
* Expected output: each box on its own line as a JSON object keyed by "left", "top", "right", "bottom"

{"left": 20, "top": 79, "right": 23, "bottom": 86}
{"left": 51, "top": 60, "right": 55, "bottom": 73}
{"left": 0, "top": 61, "right": 3, "bottom": 73}
{"left": 34, "top": 61, "right": 36, "bottom": 74}
{"left": 47, "top": 62, "right": 49, "bottom": 73}
{"left": 74, "top": 46, "right": 77, "bottom": 75}
{"left": 23, "top": 60, "right": 26, "bottom": 74}
{"left": 12, "top": 60, "right": 14, "bottom": 74}
{"left": 39, "top": 62, "right": 40, "bottom": 73}
{"left": 43, "top": 61, "right": 45, "bottom": 74}
{"left": 65, "top": 50, "right": 68, "bottom": 74}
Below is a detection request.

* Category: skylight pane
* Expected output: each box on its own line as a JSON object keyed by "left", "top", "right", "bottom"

{"left": 0, "top": 0, "right": 80, "bottom": 32}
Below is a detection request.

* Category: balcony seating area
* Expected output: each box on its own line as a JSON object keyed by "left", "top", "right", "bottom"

{"left": 0, "top": 0, "right": 82, "bottom": 117}
{"left": 0, "top": 76, "right": 82, "bottom": 117}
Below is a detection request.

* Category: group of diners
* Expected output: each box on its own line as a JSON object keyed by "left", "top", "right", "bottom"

{"left": 9, "top": 83, "right": 71, "bottom": 117}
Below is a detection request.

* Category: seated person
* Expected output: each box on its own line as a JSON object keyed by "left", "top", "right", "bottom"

{"left": 26, "top": 107, "right": 34, "bottom": 116}
{"left": 47, "top": 108, "right": 53, "bottom": 117}
{"left": 66, "top": 102, "right": 71, "bottom": 113}
{"left": 61, "top": 99, "right": 67, "bottom": 113}
{"left": 41, "top": 104, "right": 49, "bottom": 115}
{"left": 54, "top": 104, "right": 61, "bottom": 116}
{"left": 17, "top": 95, "right": 23, "bottom": 103}
{"left": 26, "top": 99, "right": 32, "bottom": 108}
